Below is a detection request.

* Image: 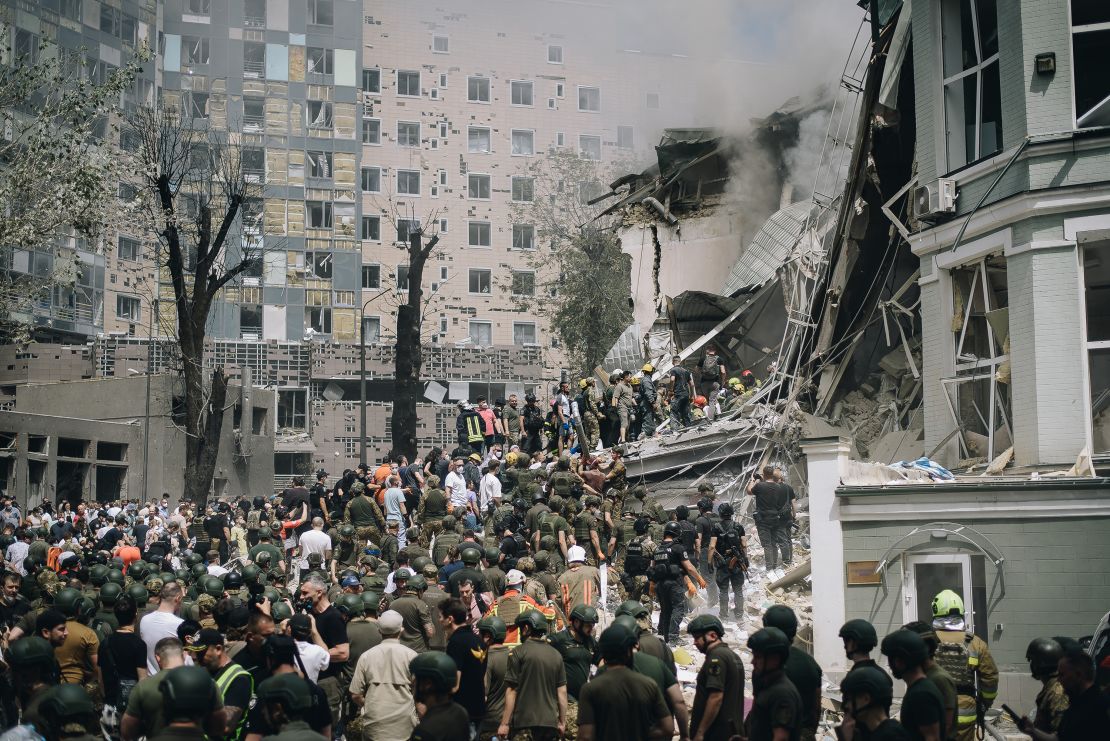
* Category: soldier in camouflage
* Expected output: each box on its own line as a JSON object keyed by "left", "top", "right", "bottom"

{"left": 1019, "top": 638, "right": 1069, "bottom": 736}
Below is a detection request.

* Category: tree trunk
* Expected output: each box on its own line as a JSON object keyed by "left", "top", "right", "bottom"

{"left": 391, "top": 231, "right": 429, "bottom": 461}
{"left": 183, "top": 365, "right": 230, "bottom": 510}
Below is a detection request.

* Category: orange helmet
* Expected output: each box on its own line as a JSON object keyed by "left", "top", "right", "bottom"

{"left": 693, "top": 395, "right": 707, "bottom": 408}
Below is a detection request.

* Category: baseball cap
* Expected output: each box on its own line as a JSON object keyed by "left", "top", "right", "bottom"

{"left": 379, "top": 610, "right": 403, "bottom": 633}
{"left": 567, "top": 545, "right": 586, "bottom": 563}
{"left": 340, "top": 575, "right": 360, "bottom": 588}
{"left": 288, "top": 614, "right": 312, "bottom": 640}
{"left": 187, "top": 628, "right": 225, "bottom": 652}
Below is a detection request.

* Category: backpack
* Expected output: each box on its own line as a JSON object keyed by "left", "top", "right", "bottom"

{"left": 625, "top": 537, "right": 649, "bottom": 577}
{"left": 678, "top": 520, "right": 696, "bottom": 551}
{"left": 524, "top": 405, "right": 544, "bottom": 432}
{"left": 934, "top": 635, "right": 976, "bottom": 694}
{"left": 246, "top": 509, "right": 262, "bottom": 531}
{"left": 650, "top": 542, "right": 680, "bottom": 581}
{"left": 719, "top": 522, "right": 744, "bottom": 556}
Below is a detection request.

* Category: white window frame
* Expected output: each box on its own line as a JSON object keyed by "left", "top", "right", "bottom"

{"left": 577, "top": 85, "right": 601, "bottom": 113}
{"left": 511, "top": 129, "right": 535, "bottom": 157}
{"left": 902, "top": 554, "right": 976, "bottom": 633}
{"left": 510, "top": 80, "right": 534, "bottom": 107}
{"left": 396, "top": 264, "right": 410, "bottom": 291}
{"left": 469, "top": 320, "right": 492, "bottom": 346}
{"left": 467, "top": 75, "right": 491, "bottom": 104}
{"left": 468, "top": 126, "right": 491, "bottom": 154}
{"left": 556, "top": 132, "right": 566, "bottom": 147}
{"left": 396, "top": 69, "right": 421, "bottom": 97}
{"left": 361, "top": 118, "right": 382, "bottom": 145}
{"left": 117, "top": 235, "right": 141, "bottom": 262}
{"left": 361, "top": 166, "right": 381, "bottom": 193}
{"left": 396, "top": 121, "right": 420, "bottom": 148}
{"left": 468, "top": 220, "right": 492, "bottom": 248}
{"left": 468, "top": 172, "right": 492, "bottom": 200}
{"left": 617, "top": 125, "right": 634, "bottom": 149}
{"left": 362, "top": 67, "right": 381, "bottom": 94}
{"left": 361, "top": 215, "right": 381, "bottom": 242}
{"left": 556, "top": 82, "right": 565, "bottom": 98}
{"left": 361, "top": 315, "right": 382, "bottom": 343}
{"left": 361, "top": 263, "right": 381, "bottom": 289}
{"left": 511, "top": 270, "right": 536, "bottom": 297}
{"left": 940, "top": 0, "right": 1001, "bottom": 172}
{"left": 432, "top": 35, "right": 449, "bottom": 54}
{"left": 512, "top": 223, "right": 536, "bottom": 251}
{"left": 439, "top": 121, "right": 448, "bottom": 138}
{"left": 579, "top": 134, "right": 601, "bottom": 161}
{"left": 547, "top": 44, "right": 563, "bottom": 64}
{"left": 468, "top": 268, "right": 492, "bottom": 295}
{"left": 439, "top": 218, "right": 449, "bottom": 233}
{"left": 511, "top": 176, "right": 535, "bottom": 203}
{"left": 306, "top": 46, "right": 334, "bottom": 76}
{"left": 513, "top": 321, "right": 538, "bottom": 346}
{"left": 116, "top": 294, "right": 141, "bottom": 321}
{"left": 396, "top": 169, "right": 421, "bottom": 196}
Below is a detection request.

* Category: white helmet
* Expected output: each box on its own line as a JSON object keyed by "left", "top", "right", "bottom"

{"left": 505, "top": 569, "right": 526, "bottom": 586}
{"left": 567, "top": 545, "right": 587, "bottom": 563}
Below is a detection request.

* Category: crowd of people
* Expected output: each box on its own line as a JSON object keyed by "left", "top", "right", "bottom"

{"left": 1, "top": 435, "right": 1108, "bottom": 741}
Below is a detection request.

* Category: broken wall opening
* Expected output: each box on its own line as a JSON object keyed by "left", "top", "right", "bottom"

{"left": 1082, "top": 240, "right": 1110, "bottom": 452}
{"left": 56, "top": 460, "right": 88, "bottom": 505}
{"left": 94, "top": 465, "right": 126, "bottom": 502}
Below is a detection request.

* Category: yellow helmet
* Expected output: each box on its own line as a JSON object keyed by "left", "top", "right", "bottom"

{"left": 931, "top": 589, "right": 964, "bottom": 618}
{"left": 642, "top": 363, "right": 654, "bottom": 373}
{"left": 505, "top": 452, "right": 518, "bottom": 466}
{"left": 630, "top": 376, "right": 640, "bottom": 385}
{"left": 578, "top": 379, "right": 589, "bottom": 389}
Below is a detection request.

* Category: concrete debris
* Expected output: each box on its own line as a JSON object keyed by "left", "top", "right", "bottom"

{"left": 841, "top": 459, "right": 935, "bottom": 486}
{"left": 868, "top": 426, "right": 924, "bottom": 465}
{"left": 766, "top": 559, "right": 812, "bottom": 590}
{"left": 982, "top": 446, "right": 1014, "bottom": 476}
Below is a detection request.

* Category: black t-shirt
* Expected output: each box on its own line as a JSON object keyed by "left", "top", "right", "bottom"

{"left": 1057, "top": 684, "right": 1110, "bottom": 740}
{"left": 99, "top": 526, "right": 124, "bottom": 549}
{"left": 103, "top": 631, "right": 147, "bottom": 681}
{"left": 312, "top": 606, "right": 348, "bottom": 679}
{"left": 868, "top": 719, "right": 913, "bottom": 740}
{"left": 233, "top": 645, "right": 272, "bottom": 686}
{"left": 283, "top": 487, "right": 311, "bottom": 533}
{"left": 445, "top": 628, "right": 487, "bottom": 721}
{"left": 784, "top": 646, "right": 823, "bottom": 730}
{"left": 133, "top": 523, "right": 149, "bottom": 550}
{"left": 246, "top": 676, "right": 332, "bottom": 735}
{"left": 204, "top": 514, "right": 229, "bottom": 541}
{"left": 752, "top": 481, "right": 790, "bottom": 516}
{"left": 309, "top": 484, "right": 328, "bottom": 516}
{"left": 667, "top": 366, "right": 693, "bottom": 398}
{"left": 410, "top": 701, "right": 471, "bottom": 741}
{"left": 899, "top": 677, "right": 945, "bottom": 738}
{"left": 0, "top": 595, "right": 31, "bottom": 627}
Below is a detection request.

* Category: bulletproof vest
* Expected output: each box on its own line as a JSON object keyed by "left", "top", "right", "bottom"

{"left": 619, "top": 519, "right": 637, "bottom": 545}
{"left": 503, "top": 468, "right": 519, "bottom": 496}
{"left": 573, "top": 512, "right": 594, "bottom": 545}
{"left": 518, "top": 469, "right": 536, "bottom": 489}
{"left": 625, "top": 536, "right": 649, "bottom": 577}
{"left": 622, "top": 497, "right": 645, "bottom": 517}
{"left": 550, "top": 472, "right": 573, "bottom": 497}
{"left": 719, "top": 521, "right": 743, "bottom": 556}
{"left": 935, "top": 634, "right": 976, "bottom": 694}
{"left": 348, "top": 495, "right": 380, "bottom": 528}
{"left": 539, "top": 511, "right": 558, "bottom": 540}
{"left": 651, "top": 541, "right": 681, "bottom": 581}
{"left": 678, "top": 520, "right": 696, "bottom": 551}
{"left": 433, "top": 533, "right": 460, "bottom": 565}
{"left": 495, "top": 593, "right": 526, "bottom": 626}
{"left": 648, "top": 522, "right": 664, "bottom": 545}
{"left": 423, "top": 489, "right": 448, "bottom": 519}
{"left": 246, "top": 509, "right": 261, "bottom": 530}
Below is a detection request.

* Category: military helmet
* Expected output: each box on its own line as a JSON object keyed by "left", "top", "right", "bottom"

{"left": 1026, "top": 638, "right": 1064, "bottom": 679}
{"left": 634, "top": 517, "right": 650, "bottom": 535}
{"left": 539, "top": 535, "right": 557, "bottom": 551}
{"left": 100, "top": 582, "right": 123, "bottom": 607}
{"left": 533, "top": 551, "right": 550, "bottom": 569}
{"left": 409, "top": 651, "right": 459, "bottom": 692}
{"left": 763, "top": 605, "right": 798, "bottom": 641}
{"left": 584, "top": 495, "right": 600, "bottom": 508}
{"left": 185, "top": 553, "right": 204, "bottom": 567}
{"left": 880, "top": 629, "right": 929, "bottom": 669}
{"left": 442, "top": 515, "right": 456, "bottom": 528}
{"left": 89, "top": 564, "right": 110, "bottom": 586}
{"left": 748, "top": 627, "right": 791, "bottom": 659}
{"left": 55, "top": 587, "right": 83, "bottom": 617}
{"left": 460, "top": 547, "right": 481, "bottom": 566}
{"left": 569, "top": 604, "right": 599, "bottom": 624}
{"left": 407, "top": 574, "right": 428, "bottom": 592}
{"left": 663, "top": 521, "right": 681, "bottom": 538}
{"left": 271, "top": 601, "right": 294, "bottom": 622}
{"left": 240, "top": 565, "right": 261, "bottom": 584}
{"left": 174, "top": 568, "right": 191, "bottom": 583}
{"left": 697, "top": 498, "right": 713, "bottom": 512}
{"left": 263, "top": 587, "right": 282, "bottom": 604}
{"left": 411, "top": 556, "right": 432, "bottom": 573}
{"left": 598, "top": 623, "right": 638, "bottom": 657}
{"left": 257, "top": 673, "right": 313, "bottom": 713}
{"left": 361, "top": 591, "right": 382, "bottom": 615}
{"left": 190, "top": 563, "right": 208, "bottom": 580}
{"left": 840, "top": 665, "right": 894, "bottom": 708}
{"left": 838, "top": 619, "right": 879, "bottom": 652}
{"left": 201, "top": 576, "right": 224, "bottom": 598}
{"left": 306, "top": 552, "right": 323, "bottom": 566}
{"left": 127, "top": 583, "right": 150, "bottom": 604}
{"left": 483, "top": 547, "right": 500, "bottom": 563}
{"left": 160, "top": 666, "right": 220, "bottom": 720}
{"left": 270, "top": 520, "right": 283, "bottom": 533}
{"left": 73, "top": 596, "right": 97, "bottom": 622}
{"left": 616, "top": 600, "right": 649, "bottom": 620}
{"left": 110, "top": 557, "right": 125, "bottom": 570}
{"left": 340, "top": 524, "right": 356, "bottom": 538}
{"left": 254, "top": 551, "right": 273, "bottom": 567}
{"left": 687, "top": 614, "right": 725, "bottom": 638}
{"left": 8, "top": 636, "right": 56, "bottom": 670}
{"left": 105, "top": 568, "right": 125, "bottom": 586}
{"left": 514, "top": 609, "right": 548, "bottom": 633}
{"left": 931, "top": 589, "right": 964, "bottom": 618}
{"left": 223, "top": 571, "right": 244, "bottom": 591}
{"left": 718, "top": 503, "right": 734, "bottom": 518}
{"left": 39, "top": 683, "right": 96, "bottom": 729}
{"left": 337, "top": 593, "right": 365, "bottom": 618}
{"left": 477, "top": 615, "right": 507, "bottom": 645}
{"left": 612, "top": 614, "right": 640, "bottom": 635}
{"left": 532, "top": 489, "right": 548, "bottom": 503}
{"left": 128, "top": 560, "right": 151, "bottom": 581}
{"left": 421, "top": 563, "right": 439, "bottom": 579}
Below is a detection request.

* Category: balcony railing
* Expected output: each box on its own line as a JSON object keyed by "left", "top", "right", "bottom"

{"left": 243, "top": 59, "right": 265, "bottom": 79}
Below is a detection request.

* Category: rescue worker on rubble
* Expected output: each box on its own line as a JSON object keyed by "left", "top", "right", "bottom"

{"left": 618, "top": 517, "right": 654, "bottom": 605}
{"left": 1018, "top": 638, "right": 1069, "bottom": 737}
{"left": 649, "top": 522, "right": 705, "bottom": 646}
{"left": 707, "top": 502, "right": 747, "bottom": 624}
{"left": 639, "top": 363, "right": 660, "bottom": 438}
{"left": 930, "top": 590, "right": 997, "bottom": 741}
{"left": 577, "top": 379, "right": 601, "bottom": 452}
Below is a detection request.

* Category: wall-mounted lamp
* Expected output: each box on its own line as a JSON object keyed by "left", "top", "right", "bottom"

{"left": 1035, "top": 52, "right": 1056, "bottom": 76}
{"left": 930, "top": 529, "right": 949, "bottom": 540}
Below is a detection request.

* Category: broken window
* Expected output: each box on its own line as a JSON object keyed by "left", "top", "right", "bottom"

{"left": 186, "top": 92, "right": 209, "bottom": 119}
{"left": 116, "top": 295, "right": 140, "bottom": 322}
{"left": 512, "top": 224, "right": 535, "bottom": 250}
{"left": 469, "top": 268, "right": 492, "bottom": 294}
{"left": 396, "top": 264, "right": 410, "bottom": 290}
{"left": 397, "top": 70, "right": 420, "bottom": 96}
{"left": 243, "top": 98, "right": 265, "bottom": 132}
{"left": 577, "top": 86, "right": 601, "bottom": 112}
{"left": 617, "top": 125, "right": 634, "bottom": 149}
{"left": 397, "top": 169, "right": 420, "bottom": 195}
{"left": 513, "top": 322, "right": 537, "bottom": 345}
{"left": 243, "top": 42, "right": 265, "bottom": 78}
{"left": 244, "top": 0, "right": 266, "bottom": 26}
{"left": 307, "top": 251, "right": 333, "bottom": 279}
{"left": 467, "top": 76, "right": 490, "bottom": 103}
{"left": 579, "top": 135, "right": 601, "bottom": 161}
{"left": 511, "top": 129, "right": 535, "bottom": 156}
{"left": 397, "top": 219, "right": 420, "bottom": 242}
{"left": 277, "top": 389, "right": 307, "bottom": 429}
{"left": 362, "top": 264, "right": 381, "bottom": 288}
{"left": 512, "top": 176, "right": 534, "bottom": 202}
{"left": 100, "top": 5, "right": 121, "bottom": 36}
{"left": 362, "top": 316, "right": 382, "bottom": 343}
{"left": 468, "top": 173, "right": 491, "bottom": 199}
{"left": 1072, "top": 1, "right": 1110, "bottom": 126}
{"left": 1083, "top": 241, "right": 1110, "bottom": 451}
{"left": 188, "top": 0, "right": 211, "bottom": 14}
{"left": 944, "top": 254, "right": 1011, "bottom": 461}
{"left": 511, "top": 270, "right": 535, "bottom": 296}
{"left": 361, "top": 166, "right": 381, "bottom": 192}
{"left": 362, "top": 118, "right": 381, "bottom": 144}
{"left": 511, "top": 80, "right": 534, "bottom": 106}
{"left": 397, "top": 121, "right": 420, "bottom": 147}
{"left": 182, "top": 35, "right": 210, "bottom": 65}
{"left": 432, "top": 35, "right": 449, "bottom": 53}
{"left": 306, "top": 151, "right": 332, "bottom": 179}
{"left": 305, "top": 307, "right": 331, "bottom": 334}
{"left": 307, "top": 0, "right": 333, "bottom": 25}
{"left": 307, "top": 101, "right": 333, "bottom": 129}
{"left": 240, "top": 305, "right": 262, "bottom": 337}
{"left": 941, "top": 0, "right": 1001, "bottom": 170}
{"left": 307, "top": 47, "right": 334, "bottom": 75}
{"left": 468, "top": 126, "right": 491, "bottom": 153}
{"left": 470, "top": 320, "right": 492, "bottom": 345}
{"left": 363, "top": 67, "right": 381, "bottom": 93}
{"left": 306, "top": 201, "right": 333, "bottom": 229}
{"left": 469, "top": 221, "right": 491, "bottom": 247}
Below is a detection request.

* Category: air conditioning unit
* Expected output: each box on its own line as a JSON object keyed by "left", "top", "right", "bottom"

{"left": 914, "top": 177, "right": 957, "bottom": 220}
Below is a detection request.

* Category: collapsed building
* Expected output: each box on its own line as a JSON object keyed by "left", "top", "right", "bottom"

{"left": 600, "top": 0, "right": 1110, "bottom": 717}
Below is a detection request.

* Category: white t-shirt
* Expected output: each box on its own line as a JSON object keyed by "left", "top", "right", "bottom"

{"left": 140, "top": 609, "right": 184, "bottom": 674}
{"left": 294, "top": 639, "right": 331, "bottom": 682}
{"left": 207, "top": 563, "right": 228, "bottom": 577}
{"left": 444, "top": 471, "right": 468, "bottom": 509}
{"left": 479, "top": 472, "right": 502, "bottom": 512}
{"left": 298, "top": 528, "right": 332, "bottom": 569}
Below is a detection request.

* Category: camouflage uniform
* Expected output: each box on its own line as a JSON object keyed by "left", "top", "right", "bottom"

{"left": 1033, "top": 675, "right": 1069, "bottom": 733}
{"left": 935, "top": 630, "right": 999, "bottom": 741}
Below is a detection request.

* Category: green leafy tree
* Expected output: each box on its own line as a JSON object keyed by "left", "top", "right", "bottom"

{"left": 510, "top": 149, "right": 633, "bottom": 374}
{"left": 0, "top": 27, "right": 147, "bottom": 342}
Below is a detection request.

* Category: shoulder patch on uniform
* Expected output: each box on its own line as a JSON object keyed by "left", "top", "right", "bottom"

{"left": 708, "top": 658, "right": 722, "bottom": 676}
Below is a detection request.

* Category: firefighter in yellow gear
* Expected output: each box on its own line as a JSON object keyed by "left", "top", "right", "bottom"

{"left": 931, "top": 590, "right": 998, "bottom": 741}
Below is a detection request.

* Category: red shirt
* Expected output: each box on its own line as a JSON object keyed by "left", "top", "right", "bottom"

{"left": 116, "top": 545, "right": 141, "bottom": 569}
{"left": 477, "top": 408, "right": 496, "bottom": 435}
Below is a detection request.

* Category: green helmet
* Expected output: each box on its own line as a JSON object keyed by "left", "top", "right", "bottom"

{"left": 339, "top": 524, "right": 356, "bottom": 538}
{"left": 585, "top": 495, "right": 601, "bottom": 508}
{"left": 763, "top": 605, "right": 798, "bottom": 641}
{"left": 73, "top": 596, "right": 97, "bottom": 622}
{"left": 263, "top": 587, "right": 282, "bottom": 604}
{"left": 254, "top": 551, "right": 273, "bottom": 567}
{"left": 476, "top": 615, "right": 507, "bottom": 644}
{"left": 612, "top": 614, "right": 640, "bottom": 634}
{"left": 337, "top": 593, "right": 365, "bottom": 618}
{"left": 460, "top": 547, "right": 481, "bottom": 566}
{"left": 483, "top": 547, "right": 500, "bottom": 564}
{"left": 407, "top": 574, "right": 428, "bottom": 592}
{"left": 411, "top": 556, "right": 432, "bottom": 573}
{"left": 55, "top": 587, "right": 83, "bottom": 617}
{"left": 271, "top": 601, "right": 294, "bottom": 622}
{"left": 840, "top": 665, "right": 894, "bottom": 708}
{"left": 838, "top": 619, "right": 878, "bottom": 652}
{"left": 598, "top": 623, "right": 638, "bottom": 658}
{"left": 931, "top": 589, "right": 964, "bottom": 618}
{"left": 687, "top": 614, "right": 725, "bottom": 638}
{"left": 240, "top": 565, "right": 261, "bottom": 584}
{"left": 880, "top": 629, "right": 929, "bottom": 669}
{"left": 106, "top": 568, "right": 126, "bottom": 586}
{"left": 185, "top": 553, "right": 204, "bottom": 567}
{"left": 40, "top": 684, "right": 96, "bottom": 730}
{"left": 409, "top": 651, "right": 458, "bottom": 692}
{"left": 202, "top": 575, "right": 225, "bottom": 598}
{"left": 539, "top": 535, "right": 557, "bottom": 552}
{"left": 1026, "top": 638, "right": 1064, "bottom": 679}
{"left": 128, "top": 561, "right": 151, "bottom": 581}
{"left": 569, "top": 604, "right": 599, "bottom": 624}
{"left": 616, "top": 600, "right": 649, "bottom": 620}
{"left": 160, "top": 666, "right": 220, "bottom": 720}
{"left": 127, "top": 584, "right": 150, "bottom": 604}
{"left": 8, "top": 636, "right": 56, "bottom": 670}
{"left": 533, "top": 551, "right": 549, "bottom": 570}
{"left": 89, "top": 564, "right": 110, "bottom": 586}
{"left": 100, "top": 582, "right": 124, "bottom": 607}
{"left": 190, "top": 563, "right": 208, "bottom": 580}
{"left": 747, "top": 627, "right": 791, "bottom": 659}
{"left": 257, "top": 673, "right": 313, "bottom": 713}
{"left": 174, "top": 568, "right": 191, "bottom": 583}
{"left": 514, "top": 609, "right": 548, "bottom": 634}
